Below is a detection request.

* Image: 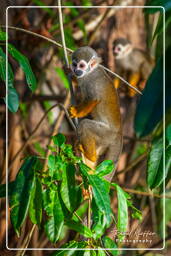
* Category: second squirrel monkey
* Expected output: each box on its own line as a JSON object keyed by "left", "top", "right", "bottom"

{"left": 113, "top": 38, "right": 154, "bottom": 96}
{"left": 69, "top": 46, "right": 122, "bottom": 181}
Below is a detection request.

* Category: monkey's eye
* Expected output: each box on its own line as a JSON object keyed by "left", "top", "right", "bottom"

{"left": 117, "top": 46, "right": 121, "bottom": 51}
{"left": 79, "top": 63, "right": 86, "bottom": 69}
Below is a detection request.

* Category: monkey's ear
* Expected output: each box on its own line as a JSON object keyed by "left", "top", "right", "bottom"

{"left": 90, "top": 57, "right": 102, "bottom": 68}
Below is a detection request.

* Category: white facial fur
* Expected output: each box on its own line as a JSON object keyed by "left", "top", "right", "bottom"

{"left": 71, "top": 56, "right": 99, "bottom": 78}
{"left": 114, "top": 43, "right": 133, "bottom": 59}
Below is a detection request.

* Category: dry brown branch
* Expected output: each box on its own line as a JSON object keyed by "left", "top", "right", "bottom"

{"left": 43, "top": 92, "right": 71, "bottom": 172}
{"left": 8, "top": 102, "right": 73, "bottom": 169}
{"left": 122, "top": 187, "right": 171, "bottom": 199}
{"left": 116, "top": 152, "right": 147, "bottom": 176}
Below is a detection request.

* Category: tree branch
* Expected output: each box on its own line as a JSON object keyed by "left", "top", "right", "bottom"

{"left": 1, "top": 25, "right": 142, "bottom": 95}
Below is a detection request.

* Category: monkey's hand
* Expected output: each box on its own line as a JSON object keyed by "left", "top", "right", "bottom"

{"left": 69, "top": 100, "right": 100, "bottom": 118}
{"left": 69, "top": 106, "right": 78, "bottom": 118}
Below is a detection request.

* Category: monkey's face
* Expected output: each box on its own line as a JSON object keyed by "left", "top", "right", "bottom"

{"left": 71, "top": 46, "right": 101, "bottom": 78}
{"left": 113, "top": 38, "right": 132, "bottom": 59}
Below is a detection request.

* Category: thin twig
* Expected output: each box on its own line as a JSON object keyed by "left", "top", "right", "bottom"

{"left": 16, "top": 224, "right": 36, "bottom": 256}
{"left": 121, "top": 187, "right": 171, "bottom": 199}
{"left": 100, "top": 65, "right": 143, "bottom": 95}
{"left": 9, "top": 101, "right": 75, "bottom": 169}
{"left": 57, "top": 1, "right": 78, "bottom": 122}
{"left": 0, "top": 25, "right": 72, "bottom": 53}
{"left": 73, "top": 212, "right": 84, "bottom": 224}
{"left": 58, "top": 0, "right": 69, "bottom": 67}
{"left": 116, "top": 152, "right": 147, "bottom": 176}
{"left": 1, "top": 25, "right": 142, "bottom": 95}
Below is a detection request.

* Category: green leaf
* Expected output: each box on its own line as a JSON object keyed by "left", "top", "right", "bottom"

{"left": 43, "top": 189, "right": 64, "bottom": 243}
{"left": 152, "top": 11, "right": 171, "bottom": 42}
{"left": 0, "top": 47, "right": 19, "bottom": 112}
{"left": 8, "top": 43, "right": 37, "bottom": 91}
{"left": 134, "top": 58, "right": 163, "bottom": 137}
{"left": 166, "top": 124, "right": 171, "bottom": 145}
{"left": 0, "top": 29, "right": 6, "bottom": 40}
{"left": 9, "top": 157, "right": 37, "bottom": 235}
{"left": 95, "top": 160, "right": 114, "bottom": 177}
{"left": 88, "top": 174, "right": 112, "bottom": 226}
{"left": 7, "top": 86, "right": 19, "bottom": 112}
{"left": 64, "top": 28, "right": 77, "bottom": 51}
{"left": 51, "top": 241, "right": 87, "bottom": 256}
{"left": 81, "top": 0, "right": 92, "bottom": 6}
{"left": 65, "top": 220, "right": 93, "bottom": 238}
{"left": 0, "top": 181, "right": 15, "bottom": 198}
{"left": 55, "top": 67, "right": 69, "bottom": 89}
{"left": 166, "top": 146, "right": 171, "bottom": 178}
{"left": 102, "top": 236, "right": 118, "bottom": 255}
{"left": 91, "top": 199, "right": 107, "bottom": 239}
{"left": 32, "top": 0, "right": 55, "bottom": 16}
{"left": 134, "top": 45, "right": 171, "bottom": 138}
{"left": 97, "top": 249, "right": 106, "bottom": 256}
{"left": 127, "top": 200, "right": 142, "bottom": 220}
{"left": 34, "top": 142, "right": 46, "bottom": 156}
{"left": 79, "top": 163, "right": 112, "bottom": 226}
{"left": 147, "top": 137, "right": 163, "bottom": 189}
{"left": 48, "top": 154, "right": 64, "bottom": 180}
{"left": 145, "top": 0, "right": 171, "bottom": 13}
{"left": 60, "top": 164, "right": 78, "bottom": 212}
{"left": 52, "top": 133, "right": 66, "bottom": 147}
{"left": 112, "top": 184, "right": 128, "bottom": 239}
{"left": 29, "top": 177, "right": 42, "bottom": 226}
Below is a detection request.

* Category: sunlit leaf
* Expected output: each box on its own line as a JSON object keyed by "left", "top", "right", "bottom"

{"left": 43, "top": 189, "right": 64, "bottom": 243}
{"left": 95, "top": 160, "right": 114, "bottom": 177}
{"left": 0, "top": 29, "right": 6, "bottom": 40}
{"left": 112, "top": 183, "right": 128, "bottom": 240}
{"left": 102, "top": 236, "right": 118, "bottom": 255}
{"left": 55, "top": 67, "right": 69, "bottom": 89}
{"left": 97, "top": 249, "right": 106, "bottom": 256}
{"left": 88, "top": 174, "right": 112, "bottom": 226}
{"left": 91, "top": 199, "right": 107, "bottom": 239}
{"left": 52, "top": 133, "right": 66, "bottom": 147}
{"left": 65, "top": 220, "right": 93, "bottom": 238}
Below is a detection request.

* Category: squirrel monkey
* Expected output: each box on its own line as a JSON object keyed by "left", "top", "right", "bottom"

{"left": 69, "top": 46, "right": 122, "bottom": 181}
{"left": 113, "top": 38, "right": 154, "bottom": 96}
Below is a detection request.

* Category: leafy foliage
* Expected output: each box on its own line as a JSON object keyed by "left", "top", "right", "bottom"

{"left": 0, "top": 30, "right": 37, "bottom": 112}
{"left": 0, "top": 133, "right": 141, "bottom": 253}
